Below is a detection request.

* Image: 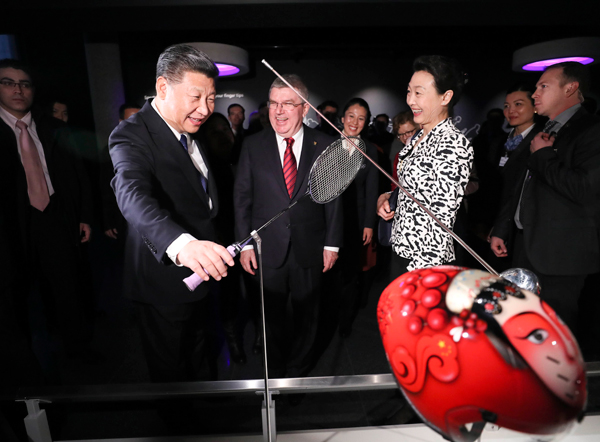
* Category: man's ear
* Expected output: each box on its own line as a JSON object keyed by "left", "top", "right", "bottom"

{"left": 302, "top": 102, "right": 310, "bottom": 118}
{"left": 156, "top": 76, "right": 168, "bottom": 100}
{"left": 565, "top": 81, "right": 580, "bottom": 99}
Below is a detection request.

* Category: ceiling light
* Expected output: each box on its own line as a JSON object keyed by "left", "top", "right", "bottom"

{"left": 513, "top": 37, "right": 600, "bottom": 72}
{"left": 185, "top": 42, "right": 249, "bottom": 77}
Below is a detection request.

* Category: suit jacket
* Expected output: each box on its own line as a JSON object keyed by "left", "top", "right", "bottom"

{"left": 0, "top": 112, "right": 92, "bottom": 285}
{"left": 233, "top": 125, "right": 342, "bottom": 268}
{"left": 341, "top": 139, "right": 378, "bottom": 241}
{"left": 491, "top": 123, "right": 544, "bottom": 244}
{"left": 109, "top": 100, "right": 219, "bottom": 304}
{"left": 496, "top": 108, "right": 600, "bottom": 275}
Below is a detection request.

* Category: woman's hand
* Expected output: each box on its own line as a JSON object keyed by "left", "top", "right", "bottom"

{"left": 377, "top": 193, "right": 394, "bottom": 221}
{"left": 363, "top": 227, "right": 373, "bottom": 245}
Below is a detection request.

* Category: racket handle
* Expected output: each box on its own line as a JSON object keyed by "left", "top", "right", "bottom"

{"left": 183, "top": 244, "right": 238, "bottom": 291}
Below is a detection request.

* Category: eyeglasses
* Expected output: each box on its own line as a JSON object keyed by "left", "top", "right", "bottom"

{"left": 268, "top": 101, "right": 303, "bottom": 111}
{"left": 398, "top": 129, "right": 417, "bottom": 139}
{"left": 0, "top": 80, "right": 33, "bottom": 90}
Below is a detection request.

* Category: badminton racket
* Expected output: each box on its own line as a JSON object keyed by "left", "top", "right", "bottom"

{"left": 261, "top": 59, "right": 497, "bottom": 276}
{"left": 183, "top": 136, "right": 366, "bottom": 291}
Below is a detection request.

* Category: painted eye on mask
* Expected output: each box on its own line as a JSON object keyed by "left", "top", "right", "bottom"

{"left": 526, "top": 328, "right": 549, "bottom": 344}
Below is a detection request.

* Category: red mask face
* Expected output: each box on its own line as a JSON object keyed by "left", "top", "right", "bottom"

{"left": 378, "top": 266, "right": 587, "bottom": 442}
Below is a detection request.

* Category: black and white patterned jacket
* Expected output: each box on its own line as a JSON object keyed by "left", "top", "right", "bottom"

{"left": 391, "top": 118, "right": 473, "bottom": 270}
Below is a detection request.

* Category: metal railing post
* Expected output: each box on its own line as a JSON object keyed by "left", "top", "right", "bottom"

{"left": 23, "top": 399, "right": 52, "bottom": 442}
{"left": 260, "top": 389, "right": 278, "bottom": 442}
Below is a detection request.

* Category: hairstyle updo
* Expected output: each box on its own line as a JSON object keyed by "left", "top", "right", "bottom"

{"left": 342, "top": 97, "right": 372, "bottom": 125}
{"left": 412, "top": 55, "right": 466, "bottom": 112}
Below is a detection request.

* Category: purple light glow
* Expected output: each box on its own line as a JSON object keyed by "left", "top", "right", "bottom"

{"left": 522, "top": 57, "right": 594, "bottom": 71}
{"left": 216, "top": 63, "right": 240, "bottom": 76}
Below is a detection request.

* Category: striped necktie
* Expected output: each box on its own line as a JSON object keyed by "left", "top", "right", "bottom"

{"left": 16, "top": 120, "right": 50, "bottom": 211}
{"left": 283, "top": 137, "right": 297, "bottom": 198}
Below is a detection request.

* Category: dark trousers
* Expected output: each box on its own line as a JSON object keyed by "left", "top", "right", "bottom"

{"left": 390, "top": 253, "right": 411, "bottom": 283}
{"left": 247, "top": 242, "right": 322, "bottom": 378}
{"left": 513, "top": 230, "right": 586, "bottom": 332}
{"left": 134, "top": 299, "right": 214, "bottom": 383}
{"left": 28, "top": 199, "right": 90, "bottom": 352}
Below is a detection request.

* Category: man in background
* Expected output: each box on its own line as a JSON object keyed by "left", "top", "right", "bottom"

{"left": 491, "top": 62, "right": 600, "bottom": 335}
{"left": 0, "top": 58, "right": 94, "bottom": 363}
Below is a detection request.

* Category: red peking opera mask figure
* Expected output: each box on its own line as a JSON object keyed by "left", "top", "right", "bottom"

{"left": 378, "top": 266, "right": 586, "bottom": 442}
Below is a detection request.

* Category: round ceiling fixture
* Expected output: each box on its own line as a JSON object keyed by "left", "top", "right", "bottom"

{"left": 185, "top": 42, "right": 249, "bottom": 77}
{"left": 512, "top": 37, "right": 600, "bottom": 72}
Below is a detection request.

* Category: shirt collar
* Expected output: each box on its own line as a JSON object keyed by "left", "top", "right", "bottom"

{"left": 552, "top": 103, "right": 581, "bottom": 129}
{"left": 0, "top": 105, "right": 33, "bottom": 128}
{"left": 275, "top": 125, "right": 304, "bottom": 145}
{"left": 509, "top": 123, "right": 535, "bottom": 139}
{"left": 151, "top": 98, "right": 189, "bottom": 145}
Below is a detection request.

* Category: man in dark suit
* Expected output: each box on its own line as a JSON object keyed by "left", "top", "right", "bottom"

{"left": 0, "top": 58, "right": 94, "bottom": 362}
{"left": 234, "top": 74, "right": 342, "bottom": 378}
{"left": 227, "top": 103, "right": 245, "bottom": 167}
{"left": 109, "top": 44, "right": 234, "bottom": 383}
{"left": 490, "top": 62, "right": 600, "bottom": 332}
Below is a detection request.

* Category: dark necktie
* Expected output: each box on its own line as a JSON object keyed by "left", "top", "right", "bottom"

{"left": 543, "top": 119, "right": 559, "bottom": 136}
{"left": 179, "top": 134, "right": 208, "bottom": 193}
{"left": 283, "top": 137, "right": 297, "bottom": 198}
{"left": 16, "top": 120, "right": 50, "bottom": 211}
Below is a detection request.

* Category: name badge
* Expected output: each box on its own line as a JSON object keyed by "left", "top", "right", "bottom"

{"left": 499, "top": 156, "right": 508, "bottom": 167}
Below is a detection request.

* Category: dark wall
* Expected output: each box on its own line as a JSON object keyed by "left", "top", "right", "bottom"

{"left": 13, "top": 32, "right": 96, "bottom": 133}
{"left": 119, "top": 42, "right": 600, "bottom": 142}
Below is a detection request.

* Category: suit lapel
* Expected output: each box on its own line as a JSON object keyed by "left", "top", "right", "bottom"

{"left": 553, "top": 108, "right": 588, "bottom": 149}
{"left": 142, "top": 102, "right": 211, "bottom": 210}
{"left": 32, "top": 115, "right": 58, "bottom": 180}
{"left": 293, "top": 126, "right": 318, "bottom": 199}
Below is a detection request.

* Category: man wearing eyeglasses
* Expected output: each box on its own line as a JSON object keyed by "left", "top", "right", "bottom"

{"left": 0, "top": 59, "right": 94, "bottom": 362}
{"left": 234, "top": 74, "right": 342, "bottom": 380}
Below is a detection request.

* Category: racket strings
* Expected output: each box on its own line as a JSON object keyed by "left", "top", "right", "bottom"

{"left": 309, "top": 137, "right": 366, "bottom": 204}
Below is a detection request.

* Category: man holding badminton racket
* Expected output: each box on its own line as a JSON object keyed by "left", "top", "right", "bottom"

{"left": 109, "top": 44, "right": 234, "bottom": 385}
{"left": 234, "top": 74, "right": 342, "bottom": 379}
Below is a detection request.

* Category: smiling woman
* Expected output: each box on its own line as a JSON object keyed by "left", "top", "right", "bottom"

{"left": 377, "top": 55, "right": 473, "bottom": 279}
{"left": 337, "top": 97, "right": 379, "bottom": 336}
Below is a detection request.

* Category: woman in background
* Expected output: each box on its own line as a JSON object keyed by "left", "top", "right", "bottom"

{"left": 337, "top": 98, "right": 379, "bottom": 336}
{"left": 489, "top": 83, "right": 544, "bottom": 264}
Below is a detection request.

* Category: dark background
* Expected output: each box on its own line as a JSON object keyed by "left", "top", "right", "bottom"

{"left": 3, "top": 0, "right": 600, "bottom": 139}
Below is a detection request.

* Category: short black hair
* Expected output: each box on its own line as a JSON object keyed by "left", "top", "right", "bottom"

{"left": 317, "top": 100, "right": 338, "bottom": 112}
{"left": 227, "top": 103, "right": 244, "bottom": 115}
{"left": 50, "top": 97, "right": 68, "bottom": 106}
{"left": 546, "top": 61, "right": 591, "bottom": 99}
{"left": 119, "top": 102, "right": 141, "bottom": 120}
{"left": 412, "top": 55, "right": 466, "bottom": 111}
{"left": 0, "top": 58, "right": 34, "bottom": 84}
{"left": 156, "top": 44, "right": 219, "bottom": 84}
{"left": 341, "top": 97, "right": 372, "bottom": 125}
{"left": 506, "top": 82, "right": 535, "bottom": 105}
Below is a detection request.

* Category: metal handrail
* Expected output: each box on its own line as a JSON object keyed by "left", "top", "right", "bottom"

{"left": 16, "top": 363, "right": 600, "bottom": 404}
{"left": 15, "top": 374, "right": 396, "bottom": 403}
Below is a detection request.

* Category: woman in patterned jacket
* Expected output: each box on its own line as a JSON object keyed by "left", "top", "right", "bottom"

{"left": 377, "top": 55, "right": 474, "bottom": 278}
